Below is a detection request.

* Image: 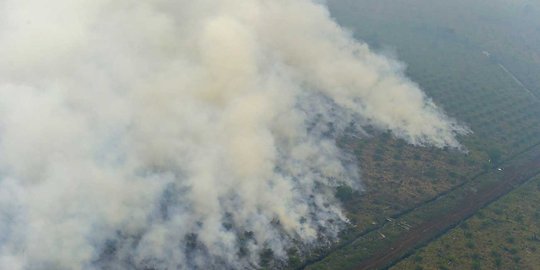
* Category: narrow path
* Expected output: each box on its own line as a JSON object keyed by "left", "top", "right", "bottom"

{"left": 497, "top": 62, "right": 539, "bottom": 100}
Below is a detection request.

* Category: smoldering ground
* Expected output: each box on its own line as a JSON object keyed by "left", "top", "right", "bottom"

{"left": 0, "top": 0, "right": 468, "bottom": 269}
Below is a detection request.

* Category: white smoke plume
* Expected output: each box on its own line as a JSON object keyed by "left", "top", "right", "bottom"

{"left": 0, "top": 1, "right": 468, "bottom": 269}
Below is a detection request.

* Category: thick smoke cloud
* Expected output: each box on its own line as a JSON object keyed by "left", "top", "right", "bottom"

{"left": 0, "top": 1, "right": 468, "bottom": 269}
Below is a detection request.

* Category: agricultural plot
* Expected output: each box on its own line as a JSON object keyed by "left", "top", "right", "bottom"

{"left": 284, "top": 137, "right": 484, "bottom": 269}
{"left": 303, "top": 143, "right": 540, "bottom": 270}
{"left": 392, "top": 175, "right": 540, "bottom": 270}
{"left": 328, "top": 0, "right": 540, "bottom": 159}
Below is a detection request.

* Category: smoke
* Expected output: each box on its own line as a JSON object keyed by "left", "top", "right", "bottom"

{"left": 0, "top": 1, "right": 468, "bottom": 269}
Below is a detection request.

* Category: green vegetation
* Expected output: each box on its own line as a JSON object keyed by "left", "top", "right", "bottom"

{"left": 338, "top": 136, "right": 480, "bottom": 230}
{"left": 392, "top": 175, "right": 540, "bottom": 270}
{"left": 303, "top": 143, "right": 540, "bottom": 270}
{"left": 329, "top": 0, "right": 540, "bottom": 159}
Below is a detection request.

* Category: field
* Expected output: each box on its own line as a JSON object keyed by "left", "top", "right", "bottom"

{"left": 283, "top": 1, "right": 540, "bottom": 269}
{"left": 392, "top": 175, "right": 540, "bottom": 270}
{"left": 302, "top": 144, "right": 540, "bottom": 270}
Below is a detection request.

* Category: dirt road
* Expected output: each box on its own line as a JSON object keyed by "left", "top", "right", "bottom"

{"left": 354, "top": 152, "right": 540, "bottom": 270}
